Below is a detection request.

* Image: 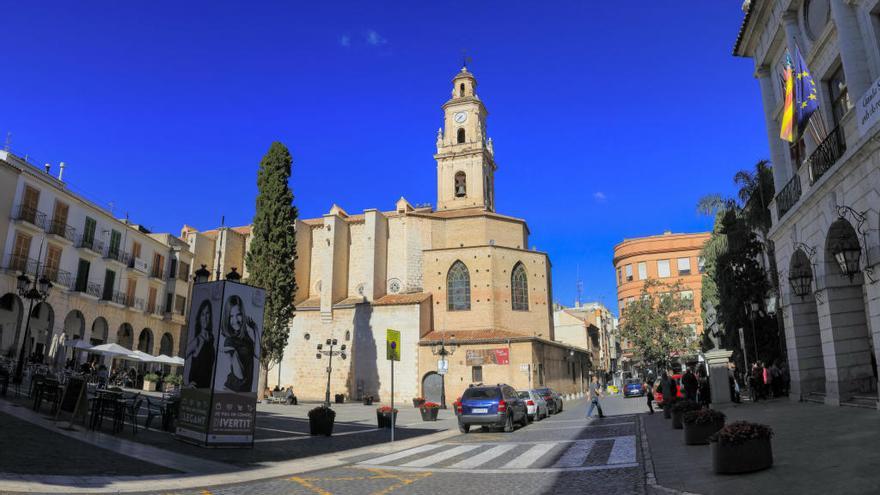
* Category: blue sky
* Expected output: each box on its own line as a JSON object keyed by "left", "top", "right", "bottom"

{"left": 2, "top": 2, "right": 767, "bottom": 313}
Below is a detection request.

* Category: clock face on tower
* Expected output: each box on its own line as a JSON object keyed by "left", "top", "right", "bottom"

{"left": 453, "top": 111, "right": 468, "bottom": 124}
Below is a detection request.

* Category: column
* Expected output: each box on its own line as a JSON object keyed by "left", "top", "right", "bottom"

{"left": 831, "top": 0, "right": 872, "bottom": 101}
{"left": 757, "top": 66, "right": 792, "bottom": 188}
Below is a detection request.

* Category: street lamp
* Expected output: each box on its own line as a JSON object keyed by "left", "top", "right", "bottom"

{"left": 745, "top": 301, "right": 760, "bottom": 366}
{"left": 13, "top": 244, "right": 53, "bottom": 385}
{"left": 193, "top": 264, "right": 211, "bottom": 284}
{"left": 225, "top": 267, "right": 242, "bottom": 283}
{"left": 316, "top": 337, "right": 347, "bottom": 408}
{"left": 830, "top": 236, "right": 862, "bottom": 281}
{"left": 430, "top": 334, "right": 457, "bottom": 408}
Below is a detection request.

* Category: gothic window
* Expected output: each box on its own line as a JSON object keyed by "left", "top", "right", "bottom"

{"left": 455, "top": 172, "right": 467, "bottom": 198}
{"left": 511, "top": 262, "right": 529, "bottom": 311}
{"left": 457, "top": 128, "right": 466, "bottom": 143}
{"left": 447, "top": 261, "right": 471, "bottom": 311}
{"left": 460, "top": 83, "right": 465, "bottom": 97}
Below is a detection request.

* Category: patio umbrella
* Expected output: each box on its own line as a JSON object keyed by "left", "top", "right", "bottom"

{"left": 89, "top": 343, "right": 135, "bottom": 357}
{"left": 65, "top": 339, "right": 93, "bottom": 350}
{"left": 125, "top": 350, "right": 159, "bottom": 363}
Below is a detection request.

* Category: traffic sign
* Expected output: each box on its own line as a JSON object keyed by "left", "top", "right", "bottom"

{"left": 520, "top": 363, "right": 531, "bottom": 373}
{"left": 437, "top": 359, "right": 448, "bottom": 375}
{"left": 386, "top": 329, "right": 401, "bottom": 361}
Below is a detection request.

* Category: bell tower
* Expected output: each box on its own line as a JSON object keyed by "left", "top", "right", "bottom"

{"left": 434, "top": 66, "right": 497, "bottom": 211}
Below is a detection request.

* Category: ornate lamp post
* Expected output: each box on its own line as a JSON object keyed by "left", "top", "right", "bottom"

{"left": 193, "top": 264, "right": 211, "bottom": 284}
{"left": 225, "top": 267, "right": 242, "bottom": 283}
{"left": 13, "top": 242, "right": 53, "bottom": 385}
{"left": 745, "top": 301, "right": 760, "bottom": 366}
{"left": 316, "top": 338, "right": 346, "bottom": 408}
{"left": 430, "top": 334, "right": 457, "bottom": 408}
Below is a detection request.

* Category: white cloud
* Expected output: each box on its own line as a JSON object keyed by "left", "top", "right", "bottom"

{"left": 366, "top": 30, "right": 387, "bottom": 46}
{"left": 339, "top": 35, "right": 351, "bottom": 47}
{"left": 593, "top": 191, "right": 607, "bottom": 203}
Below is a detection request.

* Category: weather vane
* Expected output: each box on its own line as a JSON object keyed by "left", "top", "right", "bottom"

{"left": 461, "top": 49, "right": 472, "bottom": 69}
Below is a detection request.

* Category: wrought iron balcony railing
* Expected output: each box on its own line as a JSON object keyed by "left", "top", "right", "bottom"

{"left": 77, "top": 235, "right": 104, "bottom": 254}
{"left": 5, "top": 254, "right": 38, "bottom": 275}
{"left": 133, "top": 297, "right": 145, "bottom": 311}
{"left": 74, "top": 281, "right": 102, "bottom": 298}
{"left": 107, "top": 290, "right": 128, "bottom": 305}
{"left": 808, "top": 125, "right": 847, "bottom": 185}
{"left": 13, "top": 204, "right": 47, "bottom": 229}
{"left": 47, "top": 219, "right": 76, "bottom": 242}
{"left": 775, "top": 174, "right": 802, "bottom": 219}
{"left": 41, "top": 266, "right": 73, "bottom": 289}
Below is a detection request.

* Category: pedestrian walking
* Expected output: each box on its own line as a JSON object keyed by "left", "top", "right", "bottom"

{"left": 682, "top": 366, "right": 698, "bottom": 402}
{"left": 586, "top": 376, "right": 605, "bottom": 419}
{"left": 645, "top": 379, "right": 655, "bottom": 414}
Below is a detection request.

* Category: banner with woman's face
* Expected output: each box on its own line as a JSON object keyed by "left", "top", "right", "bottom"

{"left": 177, "top": 282, "right": 221, "bottom": 442}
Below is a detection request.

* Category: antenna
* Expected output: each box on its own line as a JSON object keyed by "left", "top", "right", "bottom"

{"left": 215, "top": 215, "right": 225, "bottom": 280}
{"left": 576, "top": 264, "right": 583, "bottom": 308}
{"left": 4, "top": 132, "right": 10, "bottom": 151}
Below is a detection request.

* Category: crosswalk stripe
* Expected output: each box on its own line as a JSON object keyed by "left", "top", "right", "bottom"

{"left": 607, "top": 436, "right": 636, "bottom": 464}
{"left": 360, "top": 444, "right": 443, "bottom": 465}
{"left": 400, "top": 444, "right": 482, "bottom": 468}
{"left": 552, "top": 439, "right": 595, "bottom": 468}
{"left": 449, "top": 444, "right": 517, "bottom": 469}
{"left": 502, "top": 443, "right": 556, "bottom": 469}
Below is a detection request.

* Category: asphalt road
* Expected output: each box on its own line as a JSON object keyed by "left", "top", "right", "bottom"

{"left": 169, "top": 394, "right": 649, "bottom": 495}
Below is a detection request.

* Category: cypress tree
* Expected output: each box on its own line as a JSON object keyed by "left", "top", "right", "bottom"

{"left": 246, "top": 142, "right": 297, "bottom": 395}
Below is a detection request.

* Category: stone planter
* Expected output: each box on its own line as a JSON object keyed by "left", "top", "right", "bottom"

{"left": 683, "top": 420, "right": 725, "bottom": 445}
{"left": 412, "top": 398, "right": 426, "bottom": 408}
{"left": 309, "top": 414, "right": 335, "bottom": 436}
{"left": 334, "top": 394, "right": 345, "bottom": 404}
{"left": 142, "top": 380, "right": 157, "bottom": 392}
{"left": 377, "top": 411, "right": 397, "bottom": 428}
{"left": 420, "top": 407, "right": 439, "bottom": 421}
{"left": 363, "top": 396, "right": 374, "bottom": 406}
{"left": 712, "top": 437, "right": 773, "bottom": 474}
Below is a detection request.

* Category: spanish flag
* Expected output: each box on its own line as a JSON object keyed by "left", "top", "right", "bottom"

{"left": 780, "top": 65, "right": 795, "bottom": 142}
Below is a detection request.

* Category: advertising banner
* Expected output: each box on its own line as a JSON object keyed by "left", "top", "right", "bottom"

{"left": 465, "top": 348, "right": 510, "bottom": 366}
{"left": 175, "top": 280, "right": 265, "bottom": 447}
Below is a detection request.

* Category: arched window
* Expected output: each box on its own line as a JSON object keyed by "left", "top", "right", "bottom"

{"left": 455, "top": 172, "right": 467, "bottom": 198}
{"left": 511, "top": 262, "right": 529, "bottom": 311}
{"left": 457, "top": 128, "right": 466, "bottom": 144}
{"left": 460, "top": 83, "right": 465, "bottom": 97}
{"left": 447, "top": 261, "right": 471, "bottom": 311}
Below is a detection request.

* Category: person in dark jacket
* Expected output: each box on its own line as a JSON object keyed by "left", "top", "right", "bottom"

{"left": 660, "top": 370, "right": 676, "bottom": 408}
{"left": 682, "top": 367, "right": 698, "bottom": 402}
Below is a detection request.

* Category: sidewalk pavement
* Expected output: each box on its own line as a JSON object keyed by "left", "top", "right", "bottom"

{"left": 642, "top": 397, "right": 880, "bottom": 495}
{"left": 0, "top": 395, "right": 460, "bottom": 493}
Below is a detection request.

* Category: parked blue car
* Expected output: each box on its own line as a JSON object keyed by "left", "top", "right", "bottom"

{"left": 623, "top": 379, "right": 645, "bottom": 398}
{"left": 457, "top": 384, "right": 529, "bottom": 433}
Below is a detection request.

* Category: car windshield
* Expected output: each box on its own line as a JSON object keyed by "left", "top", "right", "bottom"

{"left": 463, "top": 388, "right": 501, "bottom": 400}
{"left": 535, "top": 388, "right": 551, "bottom": 395}
{"left": 626, "top": 379, "right": 640, "bottom": 385}
{"left": 518, "top": 391, "right": 530, "bottom": 399}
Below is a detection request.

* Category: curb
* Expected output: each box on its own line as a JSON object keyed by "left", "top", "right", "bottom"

{"left": 637, "top": 415, "right": 701, "bottom": 495}
{"left": 0, "top": 426, "right": 461, "bottom": 493}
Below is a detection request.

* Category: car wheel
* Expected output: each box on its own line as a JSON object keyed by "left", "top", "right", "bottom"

{"left": 458, "top": 423, "right": 470, "bottom": 434}
{"left": 522, "top": 412, "right": 531, "bottom": 426}
{"left": 503, "top": 414, "right": 514, "bottom": 433}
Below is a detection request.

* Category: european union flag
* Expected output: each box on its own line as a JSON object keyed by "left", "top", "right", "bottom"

{"left": 794, "top": 47, "right": 819, "bottom": 135}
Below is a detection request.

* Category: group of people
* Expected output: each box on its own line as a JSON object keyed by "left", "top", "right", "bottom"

{"left": 642, "top": 366, "right": 711, "bottom": 414}
{"left": 748, "top": 359, "right": 789, "bottom": 401}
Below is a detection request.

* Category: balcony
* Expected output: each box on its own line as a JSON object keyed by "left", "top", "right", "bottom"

{"left": 808, "top": 125, "right": 847, "bottom": 185}
{"left": 12, "top": 204, "right": 47, "bottom": 231}
{"left": 132, "top": 297, "right": 145, "bottom": 311}
{"left": 775, "top": 174, "right": 802, "bottom": 219}
{"left": 149, "top": 266, "right": 164, "bottom": 280}
{"left": 76, "top": 235, "right": 104, "bottom": 256}
{"left": 4, "top": 254, "right": 38, "bottom": 275}
{"left": 46, "top": 219, "right": 76, "bottom": 244}
{"left": 74, "top": 281, "right": 102, "bottom": 299}
{"left": 41, "top": 266, "right": 73, "bottom": 290}
{"left": 104, "top": 247, "right": 130, "bottom": 267}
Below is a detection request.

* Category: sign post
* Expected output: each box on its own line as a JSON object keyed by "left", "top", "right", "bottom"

{"left": 386, "top": 328, "right": 400, "bottom": 443}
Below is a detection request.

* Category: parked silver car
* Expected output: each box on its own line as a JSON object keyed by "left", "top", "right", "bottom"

{"left": 518, "top": 390, "right": 549, "bottom": 421}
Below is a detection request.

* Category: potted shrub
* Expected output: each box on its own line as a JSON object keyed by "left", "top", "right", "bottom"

{"left": 363, "top": 395, "right": 374, "bottom": 406}
{"left": 682, "top": 408, "right": 726, "bottom": 445}
{"left": 711, "top": 421, "right": 773, "bottom": 474}
{"left": 671, "top": 400, "right": 701, "bottom": 429}
{"left": 142, "top": 373, "right": 160, "bottom": 392}
{"left": 308, "top": 406, "right": 336, "bottom": 436}
{"left": 420, "top": 401, "right": 440, "bottom": 421}
{"left": 334, "top": 393, "right": 345, "bottom": 404}
{"left": 163, "top": 374, "right": 183, "bottom": 392}
{"left": 412, "top": 397, "right": 426, "bottom": 408}
{"left": 376, "top": 405, "right": 398, "bottom": 428}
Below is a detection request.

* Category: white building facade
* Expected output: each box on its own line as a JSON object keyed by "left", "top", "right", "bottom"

{"left": 736, "top": 0, "right": 880, "bottom": 407}
{"left": 0, "top": 151, "right": 192, "bottom": 365}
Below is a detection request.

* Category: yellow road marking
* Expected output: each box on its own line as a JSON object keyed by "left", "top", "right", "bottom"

{"left": 288, "top": 467, "right": 431, "bottom": 495}
{"left": 288, "top": 475, "right": 335, "bottom": 495}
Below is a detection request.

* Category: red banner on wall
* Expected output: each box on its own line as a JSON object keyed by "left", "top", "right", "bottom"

{"left": 465, "top": 348, "right": 510, "bottom": 366}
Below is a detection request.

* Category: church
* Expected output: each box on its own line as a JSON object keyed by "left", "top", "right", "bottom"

{"left": 183, "top": 67, "right": 591, "bottom": 405}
